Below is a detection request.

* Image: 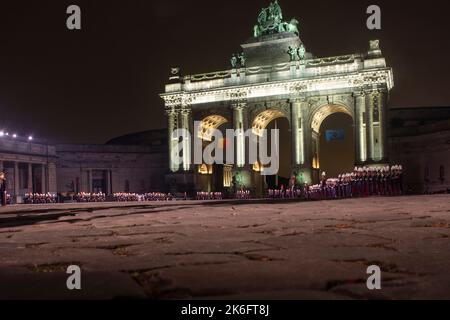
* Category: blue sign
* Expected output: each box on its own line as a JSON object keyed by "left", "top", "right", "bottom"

{"left": 325, "top": 129, "right": 345, "bottom": 141}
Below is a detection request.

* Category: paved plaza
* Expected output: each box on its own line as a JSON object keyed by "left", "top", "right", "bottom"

{"left": 0, "top": 195, "right": 449, "bottom": 300}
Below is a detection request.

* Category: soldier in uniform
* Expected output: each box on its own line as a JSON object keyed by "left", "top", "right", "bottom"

{"left": 368, "top": 168, "right": 375, "bottom": 196}
{"left": 0, "top": 172, "right": 7, "bottom": 206}
{"left": 320, "top": 172, "right": 327, "bottom": 199}
{"left": 385, "top": 166, "right": 392, "bottom": 196}
{"left": 337, "top": 174, "right": 343, "bottom": 199}
{"left": 398, "top": 165, "right": 404, "bottom": 195}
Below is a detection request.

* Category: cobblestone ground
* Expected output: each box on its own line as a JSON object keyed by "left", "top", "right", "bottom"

{"left": 0, "top": 195, "right": 449, "bottom": 300}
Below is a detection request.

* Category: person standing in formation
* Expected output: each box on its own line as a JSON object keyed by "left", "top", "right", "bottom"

{"left": 0, "top": 172, "right": 7, "bottom": 206}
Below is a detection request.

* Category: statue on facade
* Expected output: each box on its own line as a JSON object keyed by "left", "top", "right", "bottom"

{"left": 238, "top": 53, "right": 246, "bottom": 67}
{"left": 287, "top": 46, "right": 297, "bottom": 61}
{"left": 230, "top": 54, "right": 238, "bottom": 68}
{"left": 253, "top": 1, "right": 299, "bottom": 38}
{"left": 297, "top": 43, "right": 306, "bottom": 60}
{"left": 287, "top": 44, "right": 306, "bottom": 61}
{"left": 285, "top": 18, "right": 299, "bottom": 35}
{"left": 271, "top": 0, "right": 283, "bottom": 24}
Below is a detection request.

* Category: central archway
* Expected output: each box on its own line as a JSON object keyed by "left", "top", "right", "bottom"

{"left": 310, "top": 104, "right": 355, "bottom": 182}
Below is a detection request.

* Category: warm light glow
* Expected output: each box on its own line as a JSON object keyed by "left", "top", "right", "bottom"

{"left": 252, "top": 161, "right": 263, "bottom": 172}
{"left": 198, "top": 164, "right": 213, "bottom": 175}
{"left": 198, "top": 115, "right": 228, "bottom": 141}
{"left": 252, "top": 109, "right": 286, "bottom": 137}
{"left": 223, "top": 165, "right": 232, "bottom": 187}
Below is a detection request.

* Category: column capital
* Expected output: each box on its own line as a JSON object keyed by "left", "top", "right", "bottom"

{"left": 165, "top": 106, "right": 178, "bottom": 116}
{"left": 289, "top": 95, "right": 308, "bottom": 104}
{"left": 180, "top": 106, "right": 192, "bottom": 116}
{"left": 353, "top": 90, "right": 366, "bottom": 98}
{"left": 231, "top": 102, "right": 246, "bottom": 110}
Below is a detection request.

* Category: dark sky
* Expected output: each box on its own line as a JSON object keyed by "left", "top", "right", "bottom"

{"left": 0, "top": 0, "right": 449, "bottom": 144}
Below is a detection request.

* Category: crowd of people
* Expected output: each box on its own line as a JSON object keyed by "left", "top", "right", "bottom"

{"left": 113, "top": 192, "right": 174, "bottom": 202}
{"left": 236, "top": 190, "right": 251, "bottom": 200}
{"left": 0, "top": 165, "right": 405, "bottom": 207}
{"left": 305, "top": 165, "right": 404, "bottom": 200}
{"left": 196, "top": 192, "right": 223, "bottom": 200}
{"left": 268, "top": 187, "right": 302, "bottom": 199}
{"left": 74, "top": 192, "right": 106, "bottom": 203}
{"left": 24, "top": 193, "right": 57, "bottom": 204}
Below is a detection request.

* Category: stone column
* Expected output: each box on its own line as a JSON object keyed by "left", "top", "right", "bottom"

{"left": 41, "top": 164, "right": 46, "bottom": 193}
{"left": 365, "top": 92, "right": 375, "bottom": 162}
{"left": 291, "top": 99, "right": 301, "bottom": 167}
{"left": 377, "top": 90, "right": 388, "bottom": 161}
{"left": 166, "top": 107, "right": 180, "bottom": 172}
{"left": 354, "top": 92, "right": 367, "bottom": 163}
{"left": 233, "top": 103, "right": 246, "bottom": 168}
{"left": 298, "top": 100, "right": 312, "bottom": 184}
{"left": 47, "top": 162, "right": 57, "bottom": 193}
{"left": 27, "top": 163, "right": 33, "bottom": 193}
{"left": 87, "top": 169, "right": 92, "bottom": 193}
{"left": 105, "top": 170, "right": 111, "bottom": 195}
{"left": 180, "top": 107, "right": 192, "bottom": 171}
{"left": 14, "top": 162, "right": 20, "bottom": 198}
{"left": 109, "top": 170, "right": 113, "bottom": 194}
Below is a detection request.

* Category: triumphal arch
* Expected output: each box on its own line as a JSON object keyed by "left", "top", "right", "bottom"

{"left": 160, "top": 1, "right": 394, "bottom": 194}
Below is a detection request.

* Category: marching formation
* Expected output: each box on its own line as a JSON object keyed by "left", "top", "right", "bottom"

{"left": 236, "top": 190, "right": 251, "bottom": 200}
{"left": 306, "top": 165, "right": 404, "bottom": 200}
{"left": 268, "top": 188, "right": 302, "bottom": 199}
{"left": 196, "top": 192, "right": 223, "bottom": 200}
{"left": 74, "top": 192, "right": 106, "bottom": 203}
{"left": 24, "top": 193, "right": 57, "bottom": 204}
{"left": 113, "top": 192, "right": 174, "bottom": 202}
{"left": 0, "top": 165, "right": 405, "bottom": 207}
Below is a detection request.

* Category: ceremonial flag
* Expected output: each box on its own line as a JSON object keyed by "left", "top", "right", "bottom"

{"left": 325, "top": 129, "right": 345, "bottom": 141}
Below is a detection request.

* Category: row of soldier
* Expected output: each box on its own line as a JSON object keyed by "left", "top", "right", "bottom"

{"left": 24, "top": 193, "right": 57, "bottom": 204}
{"left": 196, "top": 192, "right": 223, "bottom": 200}
{"left": 74, "top": 192, "right": 106, "bottom": 203}
{"left": 113, "top": 192, "right": 174, "bottom": 202}
{"left": 307, "top": 165, "right": 404, "bottom": 199}
{"left": 236, "top": 190, "right": 251, "bottom": 200}
{"left": 268, "top": 188, "right": 302, "bottom": 199}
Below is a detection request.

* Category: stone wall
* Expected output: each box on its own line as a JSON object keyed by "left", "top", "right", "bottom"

{"left": 55, "top": 144, "right": 167, "bottom": 194}
{"left": 389, "top": 119, "right": 450, "bottom": 194}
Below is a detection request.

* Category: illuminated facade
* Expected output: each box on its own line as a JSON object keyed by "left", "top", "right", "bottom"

{"left": 161, "top": 2, "right": 394, "bottom": 193}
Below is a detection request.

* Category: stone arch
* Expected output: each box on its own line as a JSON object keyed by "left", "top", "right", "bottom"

{"left": 309, "top": 102, "right": 356, "bottom": 180}
{"left": 310, "top": 103, "right": 354, "bottom": 134}
{"left": 251, "top": 108, "right": 289, "bottom": 136}
{"left": 197, "top": 115, "right": 228, "bottom": 141}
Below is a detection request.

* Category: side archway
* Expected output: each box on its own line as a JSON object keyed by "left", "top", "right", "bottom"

{"left": 195, "top": 115, "right": 230, "bottom": 193}
{"left": 252, "top": 109, "right": 287, "bottom": 137}
{"left": 197, "top": 115, "right": 228, "bottom": 141}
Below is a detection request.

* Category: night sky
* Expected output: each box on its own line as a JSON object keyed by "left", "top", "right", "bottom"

{"left": 0, "top": 0, "right": 449, "bottom": 144}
